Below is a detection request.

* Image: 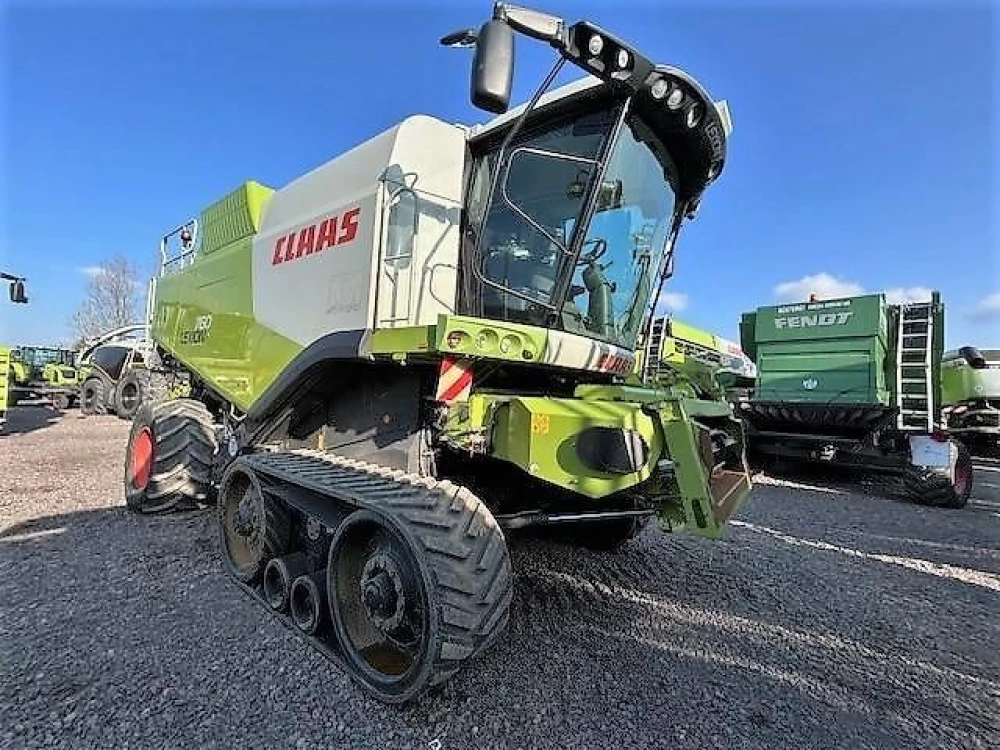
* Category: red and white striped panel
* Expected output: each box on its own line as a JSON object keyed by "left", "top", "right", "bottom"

{"left": 435, "top": 357, "right": 473, "bottom": 403}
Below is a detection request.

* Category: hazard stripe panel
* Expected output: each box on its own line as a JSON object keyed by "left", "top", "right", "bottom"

{"left": 436, "top": 357, "right": 473, "bottom": 403}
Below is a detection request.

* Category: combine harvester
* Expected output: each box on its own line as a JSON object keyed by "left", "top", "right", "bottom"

{"left": 738, "top": 291, "right": 973, "bottom": 507}
{"left": 122, "top": 2, "right": 751, "bottom": 702}
{"left": 642, "top": 315, "right": 756, "bottom": 396}
{"left": 942, "top": 346, "right": 1000, "bottom": 457}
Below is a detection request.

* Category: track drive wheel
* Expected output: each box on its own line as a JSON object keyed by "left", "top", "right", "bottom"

{"left": 80, "top": 377, "right": 106, "bottom": 416}
{"left": 124, "top": 397, "right": 217, "bottom": 514}
{"left": 218, "top": 462, "right": 292, "bottom": 583}
{"left": 327, "top": 488, "right": 513, "bottom": 703}
{"left": 903, "top": 440, "right": 974, "bottom": 509}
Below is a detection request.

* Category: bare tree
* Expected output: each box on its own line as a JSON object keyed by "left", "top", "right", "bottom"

{"left": 70, "top": 255, "right": 143, "bottom": 341}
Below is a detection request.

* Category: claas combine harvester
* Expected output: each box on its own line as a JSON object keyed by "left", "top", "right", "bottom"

{"left": 123, "top": 3, "right": 751, "bottom": 702}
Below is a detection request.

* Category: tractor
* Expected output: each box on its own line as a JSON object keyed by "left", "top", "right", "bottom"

{"left": 5, "top": 345, "right": 81, "bottom": 410}
{"left": 122, "top": 2, "right": 751, "bottom": 703}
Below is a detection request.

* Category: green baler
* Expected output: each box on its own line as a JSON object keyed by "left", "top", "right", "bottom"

{"left": 738, "top": 292, "right": 973, "bottom": 507}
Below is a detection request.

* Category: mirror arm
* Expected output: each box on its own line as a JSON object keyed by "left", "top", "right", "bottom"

{"left": 492, "top": 3, "right": 568, "bottom": 48}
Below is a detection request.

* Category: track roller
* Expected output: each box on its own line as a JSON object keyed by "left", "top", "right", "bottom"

{"left": 218, "top": 464, "right": 292, "bottom": 583}
{"left": 263, "top": 553, "right": 309, "bottom": 612}
{"left": 290, "top": 572, "right": 328, "bottom": 635}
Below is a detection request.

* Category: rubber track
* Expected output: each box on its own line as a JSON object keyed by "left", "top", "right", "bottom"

{"left": 236, "top": 449, "right": 514, "bottom": 700}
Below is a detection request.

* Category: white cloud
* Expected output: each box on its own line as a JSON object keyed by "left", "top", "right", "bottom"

{"left": 884, "top": 286, "right": 933, "bottom": 304}
{"left": 970, "top": 292, "right": 1000, "bottom": 321}
{"left": 77, "top": 265, "right": 105, "bottom": 278}
{"left": 774, "top": 273, "right": 864, "bottom": 303}
{"left": 656, "top": 291, "right": 689, "bottom": 311}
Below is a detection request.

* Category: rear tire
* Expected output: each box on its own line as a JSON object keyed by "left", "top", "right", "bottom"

{"left": 903, "top": 440, "right": 973, "bottom": 509}
{"left": 80, "top": 378, "right": 106, "bottom": 416}
{"left": 124, "top": 397, "right": 217, "bottom": 514}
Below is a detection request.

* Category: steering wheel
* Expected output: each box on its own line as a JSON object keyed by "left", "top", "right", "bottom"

{"left": 577, "top": 238, "right": 607, "bottom": 265}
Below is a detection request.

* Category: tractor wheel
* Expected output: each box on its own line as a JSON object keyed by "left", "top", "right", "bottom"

{"left": 114, "top": 370, "right": 159, "bottom": 421}
{"left": 80, "top": 378, "right": 106, "bottom": 416}
{"left": 51, "top": 392, "right": 71, "bottom": 411}
{"left": 903, "top": 440, "right": 974, "bottom": 509}
{"left": 124, "top": 398, "right": 217, "bottom": 514}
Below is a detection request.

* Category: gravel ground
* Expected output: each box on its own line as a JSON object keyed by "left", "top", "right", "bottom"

{"left": 2, "top": 405, "right": 998, "bottom": 750}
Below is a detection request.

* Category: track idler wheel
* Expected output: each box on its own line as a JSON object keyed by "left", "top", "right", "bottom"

{"left": 327, "top": 510, "right": 433, "bottom": 702}
{"left": 263, "top": 553, "right": 308, "bottom": 613}
{"left": 290, "top": 572, "right": 328, "bottom": 635}
{"left": 219, "top": 462, "right": 292, "bottom": 583}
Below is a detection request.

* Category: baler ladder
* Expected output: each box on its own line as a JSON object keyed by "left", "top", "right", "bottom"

{"left": 895, "top": 302, "right": 934, "bottom": 431}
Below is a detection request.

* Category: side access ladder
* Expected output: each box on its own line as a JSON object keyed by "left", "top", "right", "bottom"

{"left": 895, "top": 302, "right": 935, "bottom": 431}
{"left": 643, "top": 316, "right": 668, "bottom": 383}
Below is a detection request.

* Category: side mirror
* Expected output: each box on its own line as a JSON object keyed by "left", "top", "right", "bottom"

{"left": 471, "top": 20, "right": 514, "bottom": 114}
{"left": 958, "top": 345, "right": 986, "bottom": 369}
{"left": 9, "top": 279, "right": 27, "bottom": 304}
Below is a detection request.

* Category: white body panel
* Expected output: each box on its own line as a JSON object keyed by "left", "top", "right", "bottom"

{"left": 252, "top": 116, "right": 467, "bottom": 347}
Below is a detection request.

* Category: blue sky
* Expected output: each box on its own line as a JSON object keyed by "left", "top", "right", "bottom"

{"left": 1, "top": 0, "right": 997, "bottom": 349}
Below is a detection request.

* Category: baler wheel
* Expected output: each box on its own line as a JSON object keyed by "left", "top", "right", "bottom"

{"left": 903, "top": 440, "right": 974, "bottom": 509}
{"left": 123, "top": 397, "right": 217, "bottom": 514}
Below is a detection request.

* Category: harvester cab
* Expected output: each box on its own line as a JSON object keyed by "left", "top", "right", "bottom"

{"left": 125, "top": 2, "right": 751, "bottom": 703}
{"left": 739, "top": 291, "right": 974, "bottom": 507}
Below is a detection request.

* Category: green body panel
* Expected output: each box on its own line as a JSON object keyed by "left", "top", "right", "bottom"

{"left": 742, "top": 294, "right": 891, "bottom": 405}
{"left": 490, "top": 395, "right": 663, "bottom": 497}
{"left": 0, "top": 347, "right": 9, "bottom": 419}
{"left": 370, "top": 326, "right": 437, "bottom": 358}
{"left": 942, "top": 358, "right": 1000, "bottom": 404}
{"left": 441, "top": 384, "right": 751, "bottom": 538}
{"left": 8, "top": 360, "right": 30, "bottom": 386}
{"left": 153, "top": 183, "right": 300, "bottom": 412}
{"left": 199, "top": 181, "right": 274, "bottom": 256}
{"left": 40, "top": 362, "right": 79, "bottom": 386}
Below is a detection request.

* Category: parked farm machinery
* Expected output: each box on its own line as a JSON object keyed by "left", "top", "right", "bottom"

{"left": 738, "top": 291, "right": 973, "bottom": 507}
{"left": 942, "top": 346, "right": 1000, "bottom": 457}
{"left": 121, "top": 2, "right": 750, "bottom": 703}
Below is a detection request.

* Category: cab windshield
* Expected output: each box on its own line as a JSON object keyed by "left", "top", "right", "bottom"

{"left": 463, "top": 105, "right": 679, "bottom": 350}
